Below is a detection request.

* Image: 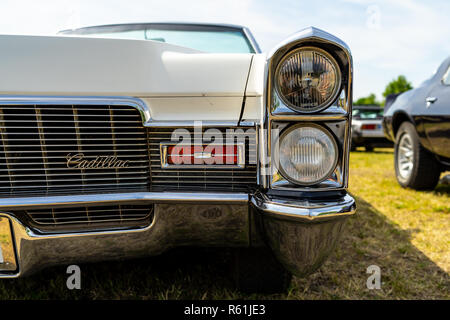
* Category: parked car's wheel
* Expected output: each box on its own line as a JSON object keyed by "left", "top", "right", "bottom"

{"left": 232, "top": 248, "right": 292, "bottom": 293}
{"left": 394, "top": 122, "right": 441, "bottom": 190}
{"left": 365, "top": 145, "right": 374, "bottom": 152}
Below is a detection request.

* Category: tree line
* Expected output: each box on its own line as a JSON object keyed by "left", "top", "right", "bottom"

{"left": 355, "top": 75, "right": 413, "bottom": 106}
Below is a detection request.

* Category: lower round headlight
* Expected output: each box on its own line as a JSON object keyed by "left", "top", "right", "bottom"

{"left": 277, "top": 124, "right": 338, "bottom": 185}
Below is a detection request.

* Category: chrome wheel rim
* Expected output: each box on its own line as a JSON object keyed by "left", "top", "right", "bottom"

{"left": 398, "top": 133, "right": 414, "bottom": 179}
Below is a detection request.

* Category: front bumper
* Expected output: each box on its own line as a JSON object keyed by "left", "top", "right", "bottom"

{"left": 0, "top": 192, "right": 355, "bottom": 278}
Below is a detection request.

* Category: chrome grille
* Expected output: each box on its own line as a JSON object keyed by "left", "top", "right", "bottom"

{"left": 0, "top": 104, "right": 150, "bottom": 195}
{"left": 149, "top": 127, "right": 258, "bottom": 192}
{"left": 20, "top": 204, "right": 154, "bottom": 232}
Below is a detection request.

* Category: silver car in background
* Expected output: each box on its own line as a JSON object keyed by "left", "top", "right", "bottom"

{"left": 351, "top": 105, "right": 392, "bottom": 151}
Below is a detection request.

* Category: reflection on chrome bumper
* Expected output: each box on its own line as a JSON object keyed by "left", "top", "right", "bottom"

{"left": 0, "top": 195, "right": 249, "bottom": 278}
{"left": 0, "top": 192, "right": 356, "bottom": 278}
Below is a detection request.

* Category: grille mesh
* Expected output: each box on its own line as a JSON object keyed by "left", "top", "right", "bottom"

{"left": 149, "top": 127, "right": 258, "bottom": 192}
{"left": 22, "top": 204, "right": 154, "bottom": 232}
{"left": 0, "top": 104, "right": 150, "bottom": 195}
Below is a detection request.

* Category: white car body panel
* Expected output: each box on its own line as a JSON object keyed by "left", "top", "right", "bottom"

{"left": 143, "top": 96, "right": 246, "bottom": 121}
{"left": 245, "top": 54, "right": 266, "bottom": 97}
{"left": 0, "top": 34, "right": 263, "bottom": 121}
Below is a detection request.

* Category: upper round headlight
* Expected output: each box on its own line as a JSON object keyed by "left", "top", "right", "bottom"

{"left": 277, "top": 124, "right": 338, "bottom": 185}
{"left": 275, "top": 47, "right": 341, "bottom": 113}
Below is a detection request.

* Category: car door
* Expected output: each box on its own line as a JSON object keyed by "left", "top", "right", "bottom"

{"left": 422, "top": 65, "right": 450, "bottom": 158}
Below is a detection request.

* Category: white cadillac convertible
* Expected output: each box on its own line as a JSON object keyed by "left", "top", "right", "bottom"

{"left": 0, "top": 23, "right": 355, "bottom": 292}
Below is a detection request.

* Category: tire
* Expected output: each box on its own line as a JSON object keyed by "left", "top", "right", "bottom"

{"left": 232, "top": 248, "right": 292, "bottom": 293}
{"left": 394, "top": 122, "right": 441, "bottom": 190}
{"left": 365, "top": 145, "right": 374, "bottom": 152}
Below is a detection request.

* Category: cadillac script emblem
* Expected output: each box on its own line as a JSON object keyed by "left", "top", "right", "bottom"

{"left": 66, "top": 153, "right": 130, "bottom": 169}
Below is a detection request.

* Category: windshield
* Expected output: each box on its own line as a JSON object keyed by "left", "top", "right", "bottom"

{"left": 65, "top": 25, "right": 256, "bottom": 54}
{"left": 352, "top": 109, "right": 384, "bottom": 119}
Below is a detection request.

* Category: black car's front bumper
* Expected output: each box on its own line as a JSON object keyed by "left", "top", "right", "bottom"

{"left": 0, "top": 192, "right": 355, "bottom": 278}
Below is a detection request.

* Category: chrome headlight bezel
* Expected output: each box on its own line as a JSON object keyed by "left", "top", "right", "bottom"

{"left": 275, "top": 123, "right": 339, "bottom": 186}
{"left": 274, "top": 46, "right": 342, "bottom": 114}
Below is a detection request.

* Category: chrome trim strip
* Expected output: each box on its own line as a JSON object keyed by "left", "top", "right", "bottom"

{"left": 269, "top": 112, "right": 348, "bottom": 122}
{"left": 0, "top": 192, "right": 249, "bottom": 210}
{"left": 0, "top": 95, "right": 151, "bottom": 124}
{"left": 251, "top": 192, "right": 356, "bottom": 222}
{"left": 243, "top": 27, "right": 262, "bottom": 54}
{"left": 145, "top": 120, "right": 256, "bottom": 127}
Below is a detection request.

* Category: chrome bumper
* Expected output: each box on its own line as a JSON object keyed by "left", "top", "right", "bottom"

{"left": 0, "top": 192, "right": 355, "bottom": 278}
{"left": 251, "top": 193, "right": 356, "bottom": 276}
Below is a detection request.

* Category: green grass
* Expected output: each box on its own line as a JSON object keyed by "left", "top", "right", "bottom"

{"left": 0, "top": 148, "right": 449, "bottom": 299}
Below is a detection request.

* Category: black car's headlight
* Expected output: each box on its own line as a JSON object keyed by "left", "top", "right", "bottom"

{"left": 277, "top": 123, "right": 338, "bottom": 185}
{"left": 275, "top": 47, "right": 341, "bottom": 113}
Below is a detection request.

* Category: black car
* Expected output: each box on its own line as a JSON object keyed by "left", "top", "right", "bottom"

{"left": 383, "top": 56, "right": 450, "bottom": 190}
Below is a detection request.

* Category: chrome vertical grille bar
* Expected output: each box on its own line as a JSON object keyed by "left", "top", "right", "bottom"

{"left": 71, "top": 105, "right": 86, "bottom": 188}
{"left": 34, "top": 105, "right": 50, "bottom": 189}
{"left": 109, "top": 105, "right": 120, "bottom": 185}
{"left": 51, "top": 207, "right": 56, "bottom": 225}
{"left": 0, "top": 109, "right": 13, "bottom": 190}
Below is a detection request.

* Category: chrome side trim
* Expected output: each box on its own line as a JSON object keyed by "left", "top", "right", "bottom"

{"left": 0, "top": 192, "right": 249, "bottom": 210}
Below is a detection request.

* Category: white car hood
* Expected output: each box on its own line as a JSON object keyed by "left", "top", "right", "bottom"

{"left": 0, "top": 34, "right": 253, "bottom": 97}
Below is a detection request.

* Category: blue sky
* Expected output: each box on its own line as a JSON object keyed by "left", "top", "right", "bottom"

{"left": 0, "top": 0, "right": 449, "bottom": 100}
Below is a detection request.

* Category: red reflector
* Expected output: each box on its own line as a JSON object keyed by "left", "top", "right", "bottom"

{"left": 361, "top": 124, "right": 376, "bottom": 130}
{"left": 167, "top": 145, "right": 238, "bottom": 165}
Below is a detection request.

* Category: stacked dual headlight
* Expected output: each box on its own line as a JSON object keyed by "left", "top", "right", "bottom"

{"left": 274, "top": 47, "right": 341, "bottom": 186}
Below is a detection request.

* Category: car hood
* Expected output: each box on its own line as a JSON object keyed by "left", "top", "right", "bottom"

{"left": 0, "top": 34, "right": 255, "bottom": 97}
